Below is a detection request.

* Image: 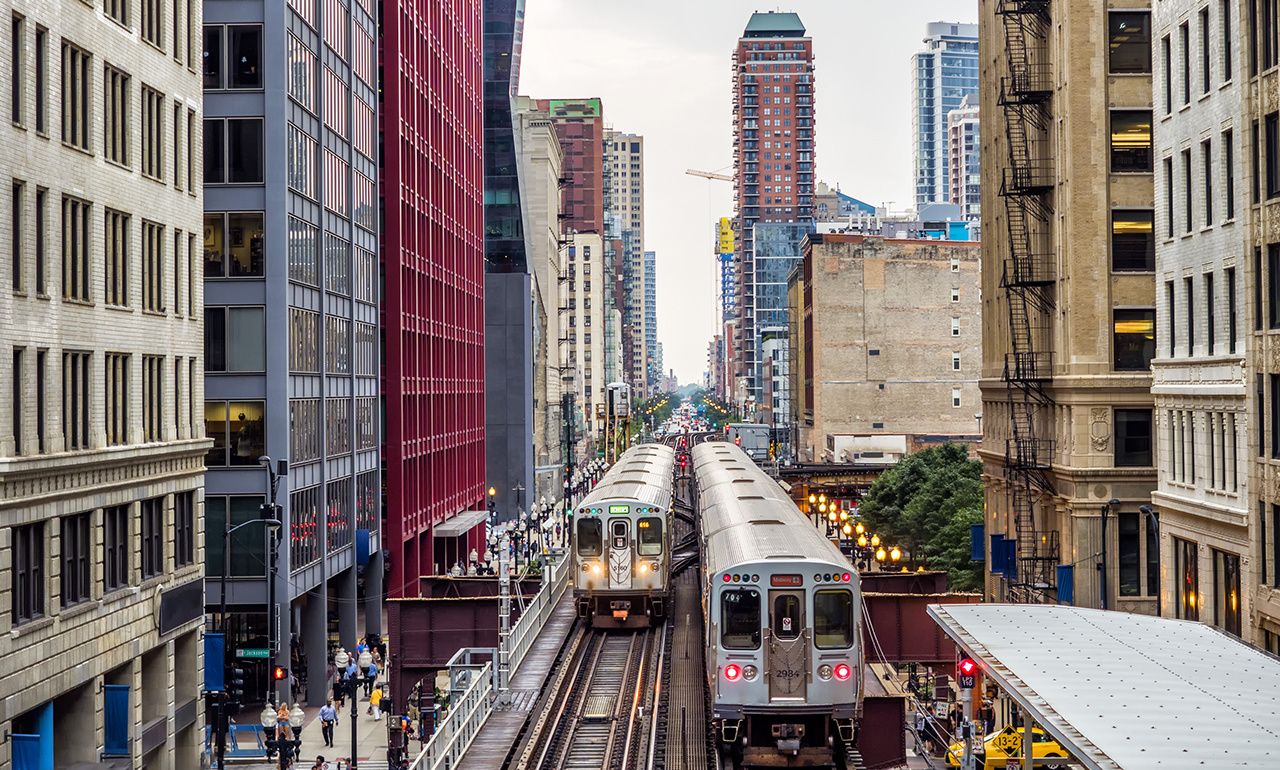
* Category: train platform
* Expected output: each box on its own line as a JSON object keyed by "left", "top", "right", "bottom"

{"left": 454, "top": 591, "right": 578, "bottom": 769}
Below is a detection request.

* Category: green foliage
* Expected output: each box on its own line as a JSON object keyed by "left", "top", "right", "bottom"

{"left": 689, "top": 389, "right": 740, "bottom": 431}
{"left": 858, "top": 443, "right": 984, "bottom": 592}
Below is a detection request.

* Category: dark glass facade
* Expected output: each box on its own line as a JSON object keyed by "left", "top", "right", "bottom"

{"left": 483, "top": 0, "right": 527, "bottom": 273}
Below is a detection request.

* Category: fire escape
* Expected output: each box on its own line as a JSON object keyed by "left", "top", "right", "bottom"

{"left": 998, "top": 0, "right": 1058, "bottom": 603}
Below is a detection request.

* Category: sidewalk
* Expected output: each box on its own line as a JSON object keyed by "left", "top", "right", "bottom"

{"left": 232, "top": 689, "right": 393, "bottom": 770}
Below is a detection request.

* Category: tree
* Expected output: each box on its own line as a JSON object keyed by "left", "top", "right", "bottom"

{"left": 857, "top": 443, "right": 984, "bottom": 591}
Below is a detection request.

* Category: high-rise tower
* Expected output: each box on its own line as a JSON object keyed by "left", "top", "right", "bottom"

{"left": 731, "top": 11, "right": 815, "bottom": 407}
{"left": 912, "top": 22, "right": 979, "bottom": 207}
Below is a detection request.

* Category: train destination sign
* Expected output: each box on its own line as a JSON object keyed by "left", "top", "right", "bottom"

{"left": 609, "top": 505, "right": 629, "bottom": 513}
{"left": 771, "top": 575, "right": 803, "bottom": 587}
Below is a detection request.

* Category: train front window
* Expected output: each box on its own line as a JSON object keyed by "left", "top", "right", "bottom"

{"left": 638, "top": 517, "right": 663, "bottom": 555}
{"left": 773, "top": 594, "right": 802, "bottom": 640}
{"left": 814, "top": 589, "right": 854, "bottom": 649}
{"left": 577, "top": 518, "right": 602, "bottom": 557}
{"left": 721, "top": 589, "right": 761, "bottom": 650}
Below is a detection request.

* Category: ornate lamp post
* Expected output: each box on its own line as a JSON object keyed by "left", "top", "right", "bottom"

{"left": 333, "top": 650, "right": 360, "bottom": 770}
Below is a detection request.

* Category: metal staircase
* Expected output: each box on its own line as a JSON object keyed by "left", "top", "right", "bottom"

{"left": 998, "top": 0, "right": 1059, "bottom": 603}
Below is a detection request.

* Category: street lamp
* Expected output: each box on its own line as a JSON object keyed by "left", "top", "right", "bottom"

{"left": 333, "top": 650, "right": 360, "bottom": 770}
{"left": 890, "top": 546, "right": 901, "bottom": 562}
{"left": 870, "top": 534, "right": 880, "bottom": 548}
{"left": 1140, "top": 505, "right": 1161, "bottom": 617}
{"left": 855, "top": 522, "right": 865, "bottom": 536}
{"left": 875, "top": 547, "right": 887, "bottom": 563}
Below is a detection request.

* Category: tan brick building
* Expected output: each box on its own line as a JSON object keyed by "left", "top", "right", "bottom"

{"left": 1, "top": 1, "right": 208, "bottom": 769}
{"left": 979, "top": 0, "right": 1157, "bottom": 609}
{"left": 794, "top": 233, "right": 982, "bottom": 463}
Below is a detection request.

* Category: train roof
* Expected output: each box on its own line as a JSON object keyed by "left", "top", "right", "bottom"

{"left": 694, "top": 442, "right": 851, "bottom": 576}
{"left": 577, "top": 444, "right": 676, "bottom": 511}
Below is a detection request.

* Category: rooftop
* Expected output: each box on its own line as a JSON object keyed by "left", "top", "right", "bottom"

{"left": 742, "top": 11, "right": 806, "bottom": 38}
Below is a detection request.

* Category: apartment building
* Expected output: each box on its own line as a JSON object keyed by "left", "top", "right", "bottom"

{"left": 980, "top": 0, "right": 1158, "bottom": 609}
{"left": 604, "top": 132, "right": 648, "bottom": 395}
{"left": 1, "top": 1, "right": 207, "bottom": 767}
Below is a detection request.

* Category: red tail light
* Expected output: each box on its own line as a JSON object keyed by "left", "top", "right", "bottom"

{"left": 833, "top": 663, "right": 851, "bottom": 681}
{"left": 842, "top": 573, "right": 851, "bottom": 582}
{"left": 724, "top": 664, "right": 742, "bottom": 681}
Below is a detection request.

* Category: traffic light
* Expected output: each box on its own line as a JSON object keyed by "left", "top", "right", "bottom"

{"left": 225, "top": 667, "right": 245, "bottom": 714}
{"left": 958, "top": 657, "right": 977, "bottom": 677}
{"left": 272, "top": 666, "right": 288, "bottom": 682}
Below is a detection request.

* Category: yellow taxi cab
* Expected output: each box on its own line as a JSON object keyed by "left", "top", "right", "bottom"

{"left": 945, "top": 725, "right": 1069, "bottom": 769}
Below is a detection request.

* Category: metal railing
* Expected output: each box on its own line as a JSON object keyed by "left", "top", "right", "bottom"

{"left": 509, "top": 551, "right": 571, "bottom": 675}
{"left": 408, "top": 659, "right": 493, "bottom": 770}
{"left": 405, "top": 550, "right": 570, "bottom": 769}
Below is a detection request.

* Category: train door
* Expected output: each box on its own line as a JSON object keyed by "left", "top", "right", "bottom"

{"left": 608, "top": 518, "right": 632, "bottom": 589}
{"left": 767, "top": 590, "right": 808, "bottom": 700}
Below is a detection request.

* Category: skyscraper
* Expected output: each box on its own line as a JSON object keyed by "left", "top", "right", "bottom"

{"left": 644, "top": 250, "right": 659, "bottom": 392}
{"left": 2, "top": 1, "right": 207, "bottom": 757}
{"left": 204, "top": 0, "right": 383, "bottom": 704}
{"left": 912, "top": 22, "right": 978, "bottom": 207}
{"left": 946, "top": 94, "right": 981, "bottom": 220}
{"left": 731, "top": 11, "right": 815, "bottom": 407}
{"left": 383, "top": 0, "right": 487, "bottom": 590}
{"left": 605, "top": 132, "right": 648, "bottom": 395}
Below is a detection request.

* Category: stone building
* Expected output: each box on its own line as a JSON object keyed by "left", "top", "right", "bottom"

{"left": 979, "top": 0, "right": 1157, "bottom": 609}
{"left": 793, "top": 233, "right": 981, "bottom": 463}
{"left": 1, "top": 1, "right": 208, "bottom": 768}
{"left": 605, "top": 132, "right": 649, "bottom": 395}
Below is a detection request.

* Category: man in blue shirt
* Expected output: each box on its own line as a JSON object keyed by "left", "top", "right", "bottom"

{"left": 364, "top": 661, "right": 379, "bottom": 697}
{"left": 318, "top": 700, "right": 337, "bottom": 748}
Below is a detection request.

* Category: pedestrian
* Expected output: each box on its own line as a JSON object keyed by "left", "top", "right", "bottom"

{"left": 369, "top": 685, "right": 383, "bottom": 721}
{"left": 319, "top": 699, "right": 337, "bottom": 748}
{"left": 276, "top": 702, "right": 291, "bottom": 741}
{"left": 356, "top": 639, "right": 368, "bottom": 656}
{"left": 312, "top": 756, "right": 326, "bottom": 770}
{"left": 364, "top": 661, "right": 379, "bottom": 697}
{"left": 978, "top": 699, "right": 995, "bottom": 735}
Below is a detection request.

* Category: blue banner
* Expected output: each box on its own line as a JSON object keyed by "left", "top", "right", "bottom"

{"left": 1057, "top": 565, "right": 1074, "bottom": 605}
{"left": 205, "top": 633, "right": 224, "bottom": 691}
{"left": 989, "top": 534, "right": 1005, "bottom": 574}
{"left": 104, "top": 685, "right": 130, "bottom": 756}
{"left": 970, "top": 524, "right": 985, "bottom": 562}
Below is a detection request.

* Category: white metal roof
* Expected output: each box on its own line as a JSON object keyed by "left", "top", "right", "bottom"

{"left": 927, "top": 603, "right": 1280, "bottom": 769}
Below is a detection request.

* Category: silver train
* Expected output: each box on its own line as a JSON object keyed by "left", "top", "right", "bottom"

{"left": 572, "top": 444, "right": 675, "bottom": 629}
{"left": 694, "top": 442, "right": 863, "bottom": 768}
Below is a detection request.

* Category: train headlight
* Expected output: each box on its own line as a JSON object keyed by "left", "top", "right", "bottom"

{"left": 639, "top": 563, "right": 649, "bottom": 574}
{"left": 743, "top": 665, "right": 758, "bottom": 681}
{"left": 834, "top": 663, "right": 852, "bottom": 681}
{"left": 591, "top": 563, "right": 602, "bottom": 575}
{"left": 818, "top": 664, "right": 833, "bottom": 681}
{"left": 724, "top": 664, "right": 742, "bottom": 682}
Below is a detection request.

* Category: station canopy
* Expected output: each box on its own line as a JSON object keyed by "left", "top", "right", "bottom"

{"left": 928, "top": 603, "right": 1280, "bottom": 769}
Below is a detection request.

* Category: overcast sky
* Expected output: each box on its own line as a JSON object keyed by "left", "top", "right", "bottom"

{"left": 520, "top": 0, "right": 977, "bottom": 386}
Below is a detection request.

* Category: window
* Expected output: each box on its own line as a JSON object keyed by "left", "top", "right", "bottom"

{"left": 173, "top": 106, "right": 185, "bottom": 186}
{"left": 1271, "top": 244, "right": 1280, "bottom": 329}
{"left": 104, "top": 504, "right": 128, "bottom": 591}
{"left": 353, "top": 98, "right": 374, "bottom": 160}
{"left": 34, "top": 28, "right": 45, "bottom": 134}
{"left": 140, "top": 497, "right": 163, "bottom": 579}
{"left": 637, "top": 517, "right": 663, "bottom": 556}
{"left": 1213, "top": 549, "right": 1242, "bottom": 636}
{"left": 186, "top": 234, "right": 195, "bottom": 314}
{"left": 103, "top": 209, "right": 129, "bottom": 306}
{"left": 353, "top": 26, "right": 374, "bottom": 86}
{"left": 11, "top": 15, "right": 24, "bottom": 125}
{"left": 1224, "top": 129, "right": 1235, "bottom": 219}
{"left": 1111, "top": 210, "right": 1154, "bottom": 271}
{"left": 325, "top": 315, "right": 351, "bottom": 374}
{"left": 186, "top": 109, "right": 194, "bottom": 191}
{"left": 141, "top": 0, "right": 161, "bottom": 47}
{"left": 1186, "top": 277, "right": 1196, "bottom": 353}
{"left": 1162, "top": 35, "right": 1172, "bottom": 113}
{"left": 105, "top": 352, "right": 128, "bottom": 446}
{"left": 140, "top": 86, "right": 163, "bottom": 180}
{"left": 323, "top": 0, "right": 346, "bottom": 60}
{"left": 1258, "top": 247, "right": 1265, "bottom": 332}
{"left": 172, "top": 0, "right": 182, "bottom": 62}
{"left": 721, "top": 589, "right": 761, "bottom": 649}
{"left": 325, "top": 399, "right": 350, "bottom": 456}
{"left": 172, "top": 229, "right": 182, "bottom": 313}
{"left": 35, "top": 350, "right": 45, "bottom": 453}
{"left": 1166, "top": 281, "right": 1176, "bottom": 357}
{"left": 290, "top": 486, "right": 321, "bottom": 568}
{"left": 814, "top": 589, "right": 853, "bottom": 648}
{"left": 203, "top": 212, "right": 264, "bottom": 277}
{"left": 288, "top": 308, "right": 320, "bottom": 372}
{"left": 142, "top": 356, "right": 162, "bottom": 442}
{"left": 1175, "top": 538, "right": 1199, "bottom": 620}
{"left": 323, "top": 67, "right": 347, "bottom": 139}
{"left": 1254, "top": 120, "right": 1263, "bottom": 204}
{"left": 60, "top": 513, "right": 90, "bottom": 606}
{"left": 1119, "top": 512, "right": 1141, "bottom": 596}
{"left": 354, "top": 173, "right": 375, "bottom": 232}
{"left": 203, "top": 25, "right": 262, "bottom": 89}
{"left": 951, "top": 318, "right": 960, "bottom": 336}
{"left": 324, "top": 235, "right": 350, "bottom": 295}
{"left": 576, "top": 518, "right": 602, "bottom": 557}
{"left": 1273, "top": 374, "right": 1280, "bottom": 459}
{"left": 1268, "top": 112, "right": 1280, "bottom": 198}
{"left": 356, "top": 396, "right": 376, "bottom": 449}
{"left": 1267, "top": 0, "right": 1279, "bottom": 70}
{"left": 204, "top": 400, "right": 265, "bottom": 466}
{"left": 950, "top": 288, "right": 959, "bottom": 302}
{"left": 1114, "top": 309, "right": 1155, "bottom": 370}
{"left": 1183, "top": 149, "right": 1194, "bottom": 232}
{"left": 1181, "top": 22, "right": 1191, "bottom": 104}
{"left": 1115, "top": 409, "right": 1153, "bottom": 467}
{"left": 324, "top": 150, "right": 349, "bottom": 215}
{"left": 354, "top": 247, "right": 376, "bottom": 304}
{"left": 1111, "top": 111, "right": 1152, "bottom": 172}
{"left": 10, "top": 350, "right": 21, "bottom": 453}
{"left": 1223, "top": 0, "right": 1233, "bottom": 81}
{"left": 354, "top": 322, "right": 376, "bottom": 376}
{"left": 1204, "top": 273, "right": 1216, "bottom": 355}
{"left": 1147, "top": 510, "right": 1160, "bottom": 596}
{"left": 203, "top": 118, "right": 264, "bottom": 184}
{"left": 103, "top": 67, "right": 129, "bottom": 166}
{"left": 1227, "top": 267, "right": 1237, "bottom": 352}
{"left": 11, "top": 522, "right": 44, "bottom": 624}
{"left": 952, "top": 352, "right": 961, "bottom": 371}
{"left": 952, "top": 388, "right": 962, "bottom": 408}
{"left": 1203, "top": 140, "right": 1213, "bottom": 225}
{"left": 1109, "top": 12, "right": 1151, "bottom": 74}
{"left": 10, "top": 182, "right": 22, "bottom": 293}
{"left": 287, "top": 125, "right": 319, "bottom": 200}
{"left": 61, "top": 42, "right": 91, "bottom": 151}
{"left": 286, "top": 34, "right": 316, "bottom": 110}
{"left": 63, "top": 350, "right": 90, "bottom": 450}
{"left": 142, "top": 221, "right": 164, "bottom": 312}
{"left": 1201, "top": 8, "right": 1211, "bottom": 93}
{"left": 289, "top": 399, "right": 320, "bottom": 463}
{"left": 205, "top": 496, "right": 267, "bottom": 577}
{"left": 205, "top": 307, "right": 265, "bottom": 372}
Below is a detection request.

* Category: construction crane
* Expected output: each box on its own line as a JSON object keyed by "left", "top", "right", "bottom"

{"left": 685, "top": 168, "right": 733, "bottom": 182}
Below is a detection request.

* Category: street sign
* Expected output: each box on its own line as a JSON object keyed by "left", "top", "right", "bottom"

{"left": 236, "top": 648, "right": 270, "bottom": 658}
{"left": 958, "top": 673, "right": 976, "bottom": 689}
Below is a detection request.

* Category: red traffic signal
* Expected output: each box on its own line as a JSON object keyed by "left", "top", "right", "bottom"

{"left": 272, "top": 666, "right": 288, "bottom": 681}
{"left": 958, "top": 657, "right": 977, "bottom": 676}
